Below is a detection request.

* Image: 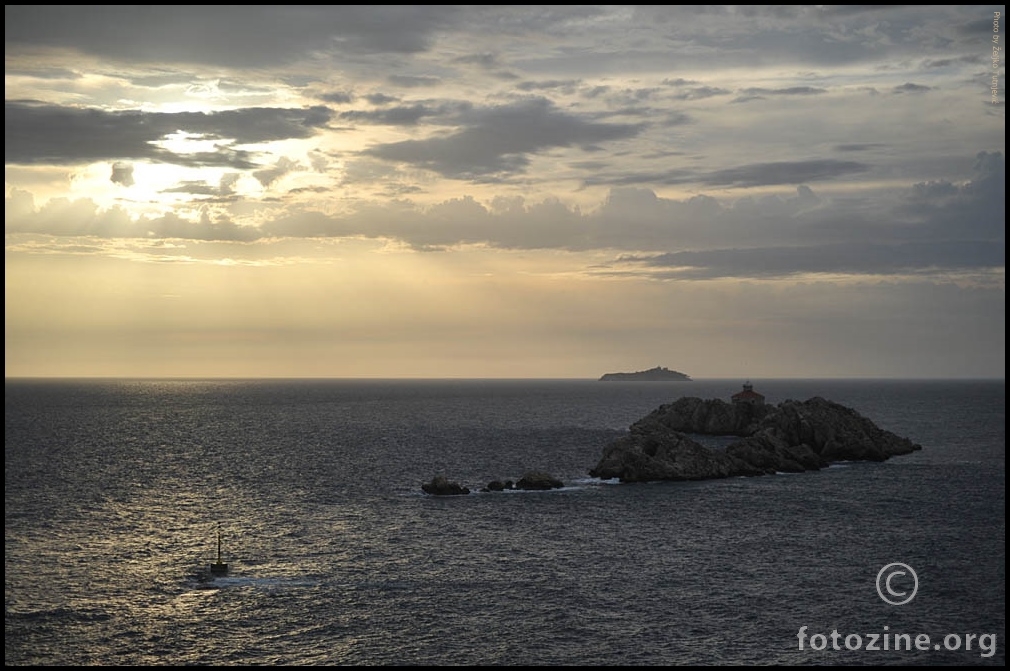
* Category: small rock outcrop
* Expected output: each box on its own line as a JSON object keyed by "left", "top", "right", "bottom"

{"left": 421, "top": 475, "right": 470, "bottom": 496}
{"left": 589, "top": 396, "right": 922, "bottom": 483}
{"left": 424, "top": 472, "right": 565, "bottom": 495}
{"left": 515, "top": 471, "right": 564, "bottom": 490}
{"left": 482, "top": 480, "right": 514, "bottom": 492}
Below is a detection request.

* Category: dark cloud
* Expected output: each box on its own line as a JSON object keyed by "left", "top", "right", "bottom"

{"left": 128, "top": 72, "right": 205, "bottom": 88}
{"left": 956, "top": 17, "right": 999, "bottom": 38}
{"left": 319, "top": 91, "right": 354, "bottom": 104}
{"left": 4, "top": 101, "right": 333, "bottom": 167}
{"left": 388, "top": 75, "right": 442, "bottom": 88}
{"left": 339, "top": 105, "right": 435, "bottom": 126}
{"left": 160, "top": 181, "right": 229, "bottom": 197}
{"left": 569, "top": 160, "right": 611, "bottom": 171}
{"left": 739, "top": 86, "right": 827, "bottom": 96}
{"left": 835, "top": 143, "right": 887, "bottom": 152}
{"left": 6, "top": 6, "right": 987, "bottom": 85}
{"left": 516, "top": 80, "right": 582, "bottom": 92}
{"left": 362, "top": 98, "right": 643, "bottom": 179}
{"left": 669, "top": 86, "right": 731, "bottom": 101}
{"left": 583, "top": 160, "right": 860, "bottom": 190}
{"left": 583, "top": 86, "right": 611, "bottom": 99}
{"left": 110, "top": 162, "right": 135, "bottom": 187}
{"left": 662, "top": 78, "right": 698, "bottom": 86}
{"left": 167, "top": 148, "right": 261, "bottom": 170}
{"left": 451, "top": 53, "right": 499, "bottom": 68}
{"left": 900, "top": 151, "right": 1005, "bottom": 241}
{"left": 363, "top": 93, "right": 400, "bottom": 105}
{"left": 4, "top": 65, "right": 82, "bottom": 80}
{"left": 4, "top": 6, "right": 459, "bottom": 67}
{"left": 582, "top": 168, "right": 698, "bottom": 188}
{"left": 600, "top": 152, "right": 1006, "bottom": 279}
{"left": 922, "top": 55, "right": 983, "bottom": 68}
{"left": 662, "top": 112, "right": 692, "bottom": 126}
{"left": 613, "top": 240, "right": 1005, "bottom": 280}
{"left": 700, "top": 160, "right": 869, "bottom": 187}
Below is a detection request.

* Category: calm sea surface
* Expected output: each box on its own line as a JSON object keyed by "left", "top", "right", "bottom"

{"left": 5, "top": 378, "right": 1005, "bottom": 666}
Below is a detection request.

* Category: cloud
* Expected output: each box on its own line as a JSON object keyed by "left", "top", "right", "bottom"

{"left": 699, "top": 160, "right": 869, "bottom": 187}
{"left": 4, "top": 192, "right": 260, "bottom": 242}
{"left": 668, "top": 85, "right": 731, "bottom": 101}
{"left": 451, "top": 53, "right": 500, "bottom": 68}
{"left": 612, "top": 240, "right": 1004, "bottom": 280}
{"left": 363, "top": 93, "right": 401, "bottom": 105}
{"left": 318, "top": 91, "right": 355, "bottom": 104}
{"left": 5, "top": 151, "right": 1003, "bottom": 284}
{"left": 739, "top": 86, "right": 828, "bottom": 96}
{"left": 388, "top": 75, "right": 442, "bottom": 88}
{"left": 339, "top": 105, "right": 436, "bottom": 126}
{"left": 160, "top": 173, "right": 243, "bottom": 198}
{"left": 899, "top": 151, "right": 1006, "bottom": 241}
{"left": 4, "top": 101, "right": 333, "bottom": 167}
{"left": 253, "top": 156, "right": 304, "bottom": 188}
{"left": 603, "top": 152, "right": 1006, "bottom": 280}
{"left": 362, "top": 97, "right": 643, "bottom": 179}
{"left": 110, "top": 162, "right": 135, "bottom": 187}
{"left": 834, "top": 143, "right": 887, "bottom": 152}
{"left": 4, "top": 6, "right": 459, "bottom": 67}
{"left": 3, "top": 4, "right": 1003, "bottom": 382}
{"left": 516, "top": 79, "right": 582, "bottom": 92}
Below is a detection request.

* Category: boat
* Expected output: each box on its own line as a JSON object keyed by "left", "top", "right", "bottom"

{"left": 208, "top": 525, "right": 229, "bottom": 577}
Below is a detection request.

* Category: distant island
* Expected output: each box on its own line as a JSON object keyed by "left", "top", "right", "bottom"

{"left": 599, "top": 366, "right": 692, "bottom": 382}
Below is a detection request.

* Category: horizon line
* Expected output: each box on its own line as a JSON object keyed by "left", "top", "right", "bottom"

{"left": 4, "top": 375, "right": 1005, "bottom": 382}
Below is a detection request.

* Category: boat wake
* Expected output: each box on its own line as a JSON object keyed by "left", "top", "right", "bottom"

{"left": 189, "top": 574, "right": 321, "bottom": 591}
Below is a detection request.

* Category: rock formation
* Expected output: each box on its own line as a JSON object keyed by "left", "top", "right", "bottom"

{"left": 421, "top": 475, "right": 470, "bottom": 496}
{"left": 589, "top": 396, "right": 922, "bottom": 483}
{"left": 515, "top": 470, "right": 565, "bottom": 490}
{"left": 424, "top": 471, "right": 565, "bottom": 496}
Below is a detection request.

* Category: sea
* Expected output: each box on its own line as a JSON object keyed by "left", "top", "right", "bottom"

{"left": 4, "top": 378, "right": 1005, "bottom": 666}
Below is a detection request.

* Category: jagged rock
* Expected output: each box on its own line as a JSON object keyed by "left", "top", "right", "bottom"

{"left": 589, "top": 395, "right": 922, "bottom": 484}
{"left": 758, "top": 397, "right": 920, "bottom": 462}
{"left": 725, "top": 431, "right": 827, "bottom": 474}
{"left": 515, "top": 471, "right": 564, "bottom": 490}
{"left": 421, "top": 475, "right": 470, "bottom": 496}
{"left": 634, "top": 396, "right": 772, "bottom": 436}
{"left": 591, "top": 426, "right": 759, "bottom": 482}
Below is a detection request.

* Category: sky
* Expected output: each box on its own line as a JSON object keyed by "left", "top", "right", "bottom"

{"left": 4, "top": 5, "right": 1005, "bottom": 379}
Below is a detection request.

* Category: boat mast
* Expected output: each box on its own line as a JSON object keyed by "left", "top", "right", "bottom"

{"left": 209, "top": 523, "right": 229, "bottom": 576}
